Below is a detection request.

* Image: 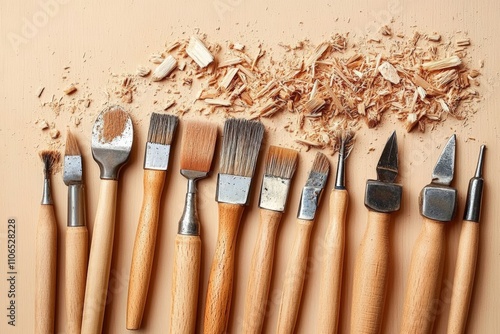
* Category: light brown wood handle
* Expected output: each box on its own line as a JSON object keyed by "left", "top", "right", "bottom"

{"left": 350, "top": 210, "right": 391, "bottom": 334}
{"left": 81, "top": 179, "right": 118, "bottom": 334}
{"left": 65, "top": 226, "right": 89, "bottom": 334}
{"left": 447, "top": 220, "right": 479, "bottom": 334}
{"left": 127, "top": 169, "right": 166, "bottom": 329}
{"left": 276, "top": 218, "right": 314, "bottom": 334}
{"left": 203, "top": 203, "right": 245, "bottom": 334}
{"left": 170, "top": 234, "right": 202, "bottom": 334}
{"left": 317, "top": 189, "right": 348, "bottom": 334}
{"left": 35, "top": 204, "right": 58, "bottom": 334}
{"left": 400, "top": 218, "right": 446, "bottom": 334}
{"left": 242, "top": 209, "right": 283, "bottom": 334}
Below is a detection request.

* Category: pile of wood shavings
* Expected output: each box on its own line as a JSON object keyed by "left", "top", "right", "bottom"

{"left": 38, "top": 29, "right": 482, "bottom": 153}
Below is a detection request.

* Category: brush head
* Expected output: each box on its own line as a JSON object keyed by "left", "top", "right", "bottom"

{"left": 39, "top": 150, "right": 60, "bottom": 179}
{"left": 298, "top": 152, "right": 330, "bottom": 220}
{"left": 64, "top": 130, "right": 83, "bottom": 185}
{"left": 305, "top": 152, "right": 330, "bottom": 187}
{"left": 147, "top": 112, "right": 179, "bottom": 145}
{"left": 219, "top": 118, "right": 264, "bottom": 177}
{"left": 264, "top": 146, "right": 298, "bottom": 179}
{"left": 334, "top": 129, "right": 355, "bottom": 157}
{"left": 180, "top": 121, "right": 218, "bottom": 172}
{"left": 65, "top": 129, "right": 81, "bottom": 156}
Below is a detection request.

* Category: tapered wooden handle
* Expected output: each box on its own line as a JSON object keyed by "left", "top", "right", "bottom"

{"left": 170, "top": 234, "right": 201, "bottom": 334}
{"left": 81, "top": 179, "right": 118, "bottom": 334}
{"left": 317, "top": 189, "right": 348, "bottom": 334}
{"left": 35, "top": 204, "right": 58, "bottom": 334}
{"left": 203, "top": 203, "right": 245, "bottom": 334}
{"left": 400, "top": 218, "right": 446, "bottom": 334}
{"left": 66, "top": 226, "right": 89, "bottom": 334}
{"left": 350, "top": 210, "right": 391, "bottom": 334}
{"left": 447, "top": 220, "right": 479, "bottom": 334}
{"left": 276, "top": 218, "right": 314, "bottom": 334}
{"left": 127, "top": 169, "right": 166, "bottom": 329}
{"left": 242, "top": 209, "right": 283, "bottom": 334}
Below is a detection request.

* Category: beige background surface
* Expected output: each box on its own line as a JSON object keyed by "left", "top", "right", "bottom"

{"left": 1, "top": 0, "right": 499, "bottom": 333}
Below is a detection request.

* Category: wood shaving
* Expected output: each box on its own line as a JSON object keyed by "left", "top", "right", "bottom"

{"left": 152, "top": 55, "right": 177, "bottom": 81}
{"left": 49, "top": 129, "right": 60, "bottom": 139}
{"left": 186, "top": 36, "right": 214, "bottom": 68}
{"left": 136, "top": 65, "right": 151, "bottom": 77}
{"left": 378, "top": 61, "right": 401, "bottom": 84}
{"left": 422, "top": 56, "right": 462, "bottom": 71}
{"left": 64, "top": 84, "right": 77, "bottom": 95}
{"left": 37, "top": 86, "right": 45, "bottom": 98}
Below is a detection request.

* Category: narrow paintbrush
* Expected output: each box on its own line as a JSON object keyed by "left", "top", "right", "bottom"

{"left": 35, "top": 150, "right": 60, "bottom": 334}
{"left": 63, "top": 130, "right": 88, "bottom": 334}
{"left": 127, "top": 112, "right": 178, "bottom": 330}
{"left": 317, "top": 131, "right": 354, "bottom": 334}
{"left": 204, "top": 118, "right": 264, "bottom": 334}
{"left": 170, "top": 121, "right": 218, "bottom": 334}
{"left": 276, "top": 152, "right": 330, "bottom": 334}
{"left": 82, "top": 106, "right": 133, "bottom": 334}
{"left": 242, "top": 146, "right": 298, "bottom": 334}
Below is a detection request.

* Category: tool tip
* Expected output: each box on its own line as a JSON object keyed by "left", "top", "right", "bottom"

{"left": 65, "top": 129, "right": 81, "bottom": 156}
{"left": 475, "top": 145, "right": 486, "bottom": 178}
{"left": 39, "top": 150, "right": 60, "bottom": 178}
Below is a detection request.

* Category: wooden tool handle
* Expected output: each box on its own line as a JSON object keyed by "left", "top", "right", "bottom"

{"left": 447, "top": 220, "right": 479, "bottom": 334}
{"left": 242, "top": 209, "right": 283, "bottom": 334}
{"left": 203, "top": 203, "right": 245, "bottom": 334}
{"left": 170, "top": 234, "right": 201, "bottom": 334}
{"left": 400, "top": 218, "right": 446, "bottom": 334}
{"left": 66, "top": 226, "right": 89, "bottom": 334}
{"left": 35, "top": 204, "right": 58, "bottom": 334}
{"left": 81, "top": 179, "right": 118, "bottom": 334}
{"left": 127, "top": 169, "right": 166, "bottom": 329}
{"left": 276, "top": 218, "right": 314, "bottom": 334}
{"left": 350, "top": 210, "right": 391, "bottom": 334}
{"left": 317, "top": 189, "right": 348, "bottom": 334}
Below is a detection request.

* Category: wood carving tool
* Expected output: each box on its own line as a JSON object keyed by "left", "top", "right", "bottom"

{"left": 35, "top": 150, "right": 60, "bottom": 334}
{"left": 63, "top": 130, "right": 88, "bottom": 334}
{"left": 350, "top": 131, "right": 402, "bottom": 334}
{"left": 276, "top": 152, "right": 330, "bottom": 334}
{"left": 127, "top": 112, "right": 178, "bottom": 330}
{"left": 400, "top": 135, "right": 457, "bottom": 334}
{"left": 203, "top": 118, "right": 264, "bottom": 334}
{"left": 447, "top": 145, "right": 485, "bottom": 334}
{"left": 82, "top": 106, "right": 133, "bottom": 334}
{"left": 170, "top": 121, "right": 217, "bottom": 333}
{"left": 317, "top": 131, "right": 354, "bottom": 334}
{"left": 242, "top": 146, "right": 299, "bottom": 334}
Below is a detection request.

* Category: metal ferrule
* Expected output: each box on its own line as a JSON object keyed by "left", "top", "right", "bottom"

{"left": 63, "top": 156, "right": 83, "bottom": 185}
{"left": 297, "top": 186, "right": 324, "bottom": 220}
{"left": 463, "top": 177, "right": 484, "bottom": 222}
{"left": 92, "top": 147, "right": 131, "bottom": 180}
{"left": 177, "top": 170, "right": 208, "bottom": 235}
{"left": 364, "top": 180, "right": 402, "bottom": 213}
{"left": 144, "top": 142, "right": 171, "bottom": 170}
{"left": 67, "top": 184, "right": 86, "bottom": 227}
{"left": 419, "top": 183, "right": 457, "bottom": 222}
{"left": 216, "top": 173, "right": 252, "bottom": 205}
{"left": 259, "top": 175, "right": 291, "bottom": 212}
{"left": 41, "top": 178, "right": 53, "bottom": 205}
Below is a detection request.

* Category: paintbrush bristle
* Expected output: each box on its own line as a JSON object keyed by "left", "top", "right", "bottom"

{"left": 265, "top": 146, "right": 298, "bottom": 179}
{"left": 310, "top": 152, "right": 330, "bottom": 175}
{"left": 65, "top": 130, "right": 81, "bottom": 156}
{"left": 39, "top": 150, "right": 60, "bottom": 177}
{"left": 220, "top": 118, "right": 264, "bottom": 177}
{"left": 334, "top": 129, "right": 355, "bottom": 157}
{"left": 147, "top": 112, "right": 179, "bottom": 145}
{"left": 180, "top": 121, "right": 218, "bottom": 172}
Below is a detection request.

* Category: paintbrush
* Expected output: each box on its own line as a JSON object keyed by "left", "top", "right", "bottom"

{"left": 203, "top": 118, "right": 264, "bottom": 334}
{"left": 242, "top": 146, "right": 298, "bottom": 334}
{"left": 82, "top": 105, "right": 133, "bottom": 334}
{"left": 317, "top": 131, "right": 354, "bottom": 334}
{"left": 35, "top": 149, "right": 60, "bottom": 334}
{"left": 170, "top": 120, "right": 217, "bottom": 333}
{"left": 127, "top": 112, "right": 178, "bottom": 330}
{"left": 276, "top": 152, "right": 329, "bottom": 334}
{"left": 447, "top": 145, "right": 485, "bottom": 334}
{"left": 63, "top": 130, "right": 88, "bottom": 334}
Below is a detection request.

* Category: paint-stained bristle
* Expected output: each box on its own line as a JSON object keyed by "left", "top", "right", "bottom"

{"left": 310, "top": 152, "right": 330, "bottom": 175}
{"left": 265, "top": 146, "right": 298, "bottom": 179}
{"left": 65, "top": 130, "right": 81, "bottom": 156}
{"left": 39, "top": 150, "right": 60, "bottom": 177}
{"left": 180, "top": 121, "right": 218, "bottom": 172}
{"left": 334, "top": 129, "right": 355, "bottom": 157}
{"left": 220, "top": 118, "right": 264, "bottom": 177}
{"left": 147, "top": 113, "right": 179, "bottom": 145}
